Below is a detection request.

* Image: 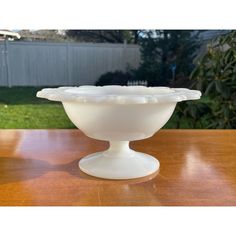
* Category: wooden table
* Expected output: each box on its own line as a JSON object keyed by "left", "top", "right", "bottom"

{"left": 0, "top": 129, "right": 236, "bottom": 206}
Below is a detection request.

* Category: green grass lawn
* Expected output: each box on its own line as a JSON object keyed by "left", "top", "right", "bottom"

{"left": 0, "top": 87, "right": 184, "bottom": 129}
{"left": 0, "top": 87, "right": 75, "bottom": 128}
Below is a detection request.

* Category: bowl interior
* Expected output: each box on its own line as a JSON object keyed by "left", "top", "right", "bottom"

{"left": 65, "top": 86, "right": 174, "bottom": 96}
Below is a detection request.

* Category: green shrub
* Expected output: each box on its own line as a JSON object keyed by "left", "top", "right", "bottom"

{"left": 190, "top": 31, "right": 236, "bottom": 128}
{"left": 95, "top": 71, "right": 134, "bottom": 86}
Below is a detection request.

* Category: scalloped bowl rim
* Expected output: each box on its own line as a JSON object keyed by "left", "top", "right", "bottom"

{"left": 36, "top": 85, "right": 201, "bottom": 104}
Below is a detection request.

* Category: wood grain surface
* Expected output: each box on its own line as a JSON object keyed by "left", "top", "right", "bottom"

{"left": 0, "top": 129, "right": 236, "bottom": 206}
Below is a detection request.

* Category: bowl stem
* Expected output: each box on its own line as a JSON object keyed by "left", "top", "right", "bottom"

{"left": 103, "top": 141, "right": 134, "bottom": 158}
{"left": 79, "top": 140, "right": 160, "bottom": 179}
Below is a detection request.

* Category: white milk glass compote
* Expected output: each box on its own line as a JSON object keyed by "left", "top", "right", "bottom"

{"left": 37, "top": 86, "right": 201, "bottom": 179}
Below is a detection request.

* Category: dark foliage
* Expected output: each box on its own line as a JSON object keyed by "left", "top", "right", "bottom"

{"left": 134, "top": 30, "right": 200, "bottom": 86}
{"left": 66, "top": 30, "right": 142, "bottom": 44}
{"left": 95, "top": 71, "right": 134, "bottom": 86}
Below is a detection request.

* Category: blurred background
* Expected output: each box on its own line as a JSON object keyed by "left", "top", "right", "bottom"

{"left": 0, "top": 30, "right": 235, "bottom": 129}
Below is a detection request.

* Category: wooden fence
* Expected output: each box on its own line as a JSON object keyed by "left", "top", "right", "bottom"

{"left": 0, "top": 41, "right": 140, "bottom": 87}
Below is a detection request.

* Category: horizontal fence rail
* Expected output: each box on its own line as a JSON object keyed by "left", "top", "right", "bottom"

{"left": 0, "top": 41, "right": 141, "bottom": 87}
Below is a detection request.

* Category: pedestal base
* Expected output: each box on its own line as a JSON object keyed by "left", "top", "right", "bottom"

{"left": 79, "top": 141, "right": 159, "bottom": 179}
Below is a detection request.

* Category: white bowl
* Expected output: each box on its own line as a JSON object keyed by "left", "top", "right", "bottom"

{"left": 37, "top": 86, "right": 201, "bottom": 179}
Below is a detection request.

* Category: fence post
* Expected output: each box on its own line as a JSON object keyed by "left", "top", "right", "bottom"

{"left": 4, "top": 40, "right": 11, "bottom": 87}
{"left": 123, "top": 40, "right": 127, "bottom": 71}
{"left": 66, "top": 42, "right": 72, "bottom": 85}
